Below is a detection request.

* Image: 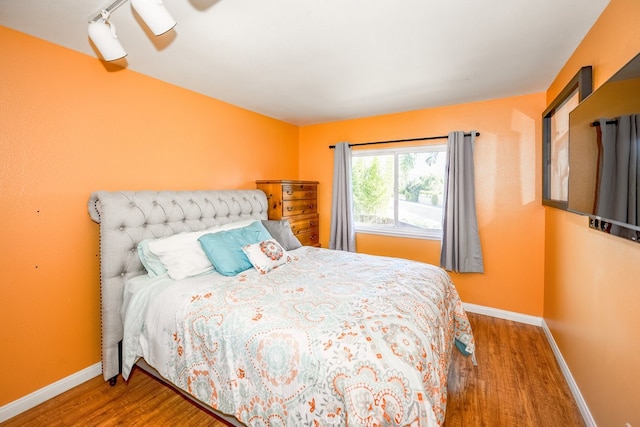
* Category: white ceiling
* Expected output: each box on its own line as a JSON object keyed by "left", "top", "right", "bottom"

{"left": 0, "top": 0, "right": 610, "bottom": 125}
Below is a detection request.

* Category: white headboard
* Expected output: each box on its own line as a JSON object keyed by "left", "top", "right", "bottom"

{"left": 88, "top": 190, "right": 268, "bottom": 382}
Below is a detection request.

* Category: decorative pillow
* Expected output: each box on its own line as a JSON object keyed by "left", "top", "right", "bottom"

{"left": 137, "top": 239, "right": 168, "bottom": 277}
{"left": 198, "top": 221, "right": 273, "bottom": 276}
{"left": 261, "top": 219, "right": 302, "bottom": 250}
{"left": 144, "top": 219, "right": 257, "bottom": 280}
{"left": 242, "top": 239, "right": 292, "bottom": 274}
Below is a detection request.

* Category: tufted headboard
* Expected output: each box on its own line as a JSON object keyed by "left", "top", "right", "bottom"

{"left": 88, "top": 190, "right": 268, "bottom": 382}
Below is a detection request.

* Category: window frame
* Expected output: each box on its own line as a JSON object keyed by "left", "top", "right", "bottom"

{"left": 351, "top": 143, "right": 447, "bottom": 240}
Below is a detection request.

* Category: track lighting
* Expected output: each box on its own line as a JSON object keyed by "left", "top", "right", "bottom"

{"left": 131, "top": 0, "right": 176, "bottom": 36}
{"left": 88, "top": 11, "right": 127, "bottom": 61}
{"left": 88, "top": 0, "right": 176, "bottom": 62}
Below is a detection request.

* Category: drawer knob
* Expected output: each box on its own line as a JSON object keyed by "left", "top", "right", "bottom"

{"left": 286, "top": 206, "right": 294, "bottom": 211}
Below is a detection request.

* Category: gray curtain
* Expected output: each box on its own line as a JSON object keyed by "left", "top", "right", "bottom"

{"left": 597, "top": 115, "right": 640, "bottom": 233}
{"left": 329, "top": 142, "right": 356, "bottom": 252}
{"left": 440, "top": 131, "right": 484, "bottom": 273}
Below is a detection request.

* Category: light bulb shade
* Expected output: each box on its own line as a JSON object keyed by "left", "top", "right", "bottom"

{"left": 131, "top": 0, "right": 176, "bottom": 36}
{"left": 88, "top": 20, "right": 127, "bottom": 61}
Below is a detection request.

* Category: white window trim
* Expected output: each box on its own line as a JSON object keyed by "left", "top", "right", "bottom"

{"left": 352, "top": 143, "right": 446, "bottom": 241}
{"left": 355, "top": 225, "right": 443, "bottom": 240}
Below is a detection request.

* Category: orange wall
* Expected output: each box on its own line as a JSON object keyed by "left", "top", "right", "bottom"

{"left": 299, "top": 93, "right": 546, "bottom": 316}
{"left": 0, "top": 27, "right": 299, "bottom": 406}
{"left": 543, "top": 0, "right": 640, "bottom": 425}
{"left": 5, "top": 2, "right": 636, "bottom": 423}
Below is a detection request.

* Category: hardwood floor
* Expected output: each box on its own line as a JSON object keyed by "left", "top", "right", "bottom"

{"left": 444, "top": 313, "right": 584, "bottom": 426}
{"left": 2, "top": 313, "right": 584, "bottom": 426}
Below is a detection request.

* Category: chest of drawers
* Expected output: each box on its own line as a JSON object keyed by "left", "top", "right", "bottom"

{"left": 256, "top": 180, "right": 320, "bottom": 247}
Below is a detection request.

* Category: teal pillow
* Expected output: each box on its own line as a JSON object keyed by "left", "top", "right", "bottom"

{"left": 198, "top": 221, "right": 272, "bottom": 276}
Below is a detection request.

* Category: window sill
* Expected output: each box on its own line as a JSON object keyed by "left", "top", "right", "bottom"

{"left": 355, "top": 228, "right": 442, "bottom": 241}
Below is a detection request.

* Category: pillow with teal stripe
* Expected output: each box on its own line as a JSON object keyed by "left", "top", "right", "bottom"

{"left": 198, "top": 221, "right": 272, "bottom": 276}
{"left": 137, "top": 239, "right": 168, "bottom": 277}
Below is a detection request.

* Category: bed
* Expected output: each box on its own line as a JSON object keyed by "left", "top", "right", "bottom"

{"left": 88, "top": 189, "right": 475, "bottom": 426}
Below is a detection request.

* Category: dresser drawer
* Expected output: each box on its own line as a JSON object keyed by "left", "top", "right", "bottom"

{"left": 289, "top": 214, "right": 319, "bottom": 235}
{"left": 296, "top": 229, "right": 320, "bottom": 247}
{"left": 282, "top": 199, "right": 317, "bottom": 217}
{"left": 282, "top": 184, "right": 317, "bottom": 201}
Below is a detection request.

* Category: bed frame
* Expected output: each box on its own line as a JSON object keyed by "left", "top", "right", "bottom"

{"left": 88, "top": 190, "right": 268, "bottom": 386}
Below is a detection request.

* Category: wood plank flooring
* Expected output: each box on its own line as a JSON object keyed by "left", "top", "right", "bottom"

{"left": 2, "top": 313, "right": 584, "bottom": 426}
{"left": 444, "top": 313, "right": 584, "bottom": 426}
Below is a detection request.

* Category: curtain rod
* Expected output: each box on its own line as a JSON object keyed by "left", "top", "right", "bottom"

{"left": 328, "top": 132, "right": 480, "bottom": 149}
{"left": 590, "top": 120, "right": 618, "bottom": 127}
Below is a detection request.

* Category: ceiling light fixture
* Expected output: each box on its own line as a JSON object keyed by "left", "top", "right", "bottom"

{"left": 88, "top": 0, "right": 176, "bottom": 62}
{"left": 131, "top": 0, "right": 176, "bottom": 36}
{"left": 88, "top": 10, "right": 127, "bottom": 61}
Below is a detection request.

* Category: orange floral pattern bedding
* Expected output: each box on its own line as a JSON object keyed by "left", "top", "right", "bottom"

{"left": 122, "top": 247, "right": 475, "bottom": 426}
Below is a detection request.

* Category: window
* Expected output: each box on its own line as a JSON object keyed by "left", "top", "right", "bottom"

{"left": 351, "top": 144, "right": 446, "bottom": 239}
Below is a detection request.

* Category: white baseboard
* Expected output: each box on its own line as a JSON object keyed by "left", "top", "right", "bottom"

{"left": 0, "top": 362, "right": 102, "bottom": 423}
{"left": 462, "top": 302, "right": 543, "bottom": 326}
{"left": 541, "top": 320, "right": 596, "bottom": 427}
{"left": 462, "top": 302, "right": 595, "bottom": 427}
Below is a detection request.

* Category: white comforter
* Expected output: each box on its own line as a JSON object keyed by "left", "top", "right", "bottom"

{"left": 122, "top": 247, "right": 475, "bottom": 426}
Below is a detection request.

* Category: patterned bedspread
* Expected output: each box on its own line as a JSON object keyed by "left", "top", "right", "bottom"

{"left": 121, "top": 247, "right": 475, "bottom": 426}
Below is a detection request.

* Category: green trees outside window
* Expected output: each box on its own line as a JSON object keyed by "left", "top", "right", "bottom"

{"left": 351, "top": 146, "right": 445, "bottom": 238}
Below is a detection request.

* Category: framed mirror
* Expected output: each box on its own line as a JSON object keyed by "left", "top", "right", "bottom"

{"left": 542, "top": 66, "right": 592, "bottom": 209}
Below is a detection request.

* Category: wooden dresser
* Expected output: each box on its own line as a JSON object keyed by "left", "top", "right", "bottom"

{"left": 256, "top": 180, "right": 320, "bottom": 247}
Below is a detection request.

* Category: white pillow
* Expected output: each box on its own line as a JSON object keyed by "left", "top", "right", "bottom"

{"left": 146, "top": 219, "right": 257, "bottom": 280}
{"left": 242, "top": 239, "right": 292, "bottom": 274}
